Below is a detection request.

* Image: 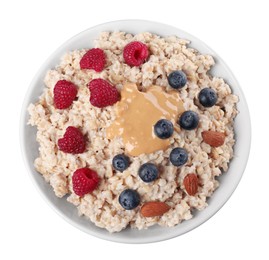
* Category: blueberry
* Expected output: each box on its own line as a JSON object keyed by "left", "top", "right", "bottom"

{"left": 168, "top": 70, "right": 187, "bottom": 89}
{"left": 119, "top": 189, "right": 140, "bottom": 210}
{"left": 154, "top": 119, "right": 174, "bottom": 139}
{"left": 198, "top": 88, "right": 218, "bottom": 107}
{"left": 169, "top": 147, "right": 188, "bottom": 166}
{"left": 138, "top": 163, "right": 159, "bottom": 183}
{"left": 112, "top": 154, "right": 130, "bottom": 172}
{"left": 179, "top": 111, "right": 199, "bottom": 130}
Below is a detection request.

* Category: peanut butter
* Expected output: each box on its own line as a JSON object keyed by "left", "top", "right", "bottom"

{"left": 106, "top": 83, "right": 184, "bottom": 156}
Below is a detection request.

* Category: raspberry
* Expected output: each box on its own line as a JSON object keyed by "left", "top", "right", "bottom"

{"left": 89, "top": 78, "right": 119, "bottom": 108}
{"left": 123, "top": 41, "right": 149, "bottom": 66}
{"left": 58, "top": 126, "right": 86, "bottom": 154}
{"left": 53, "top": 80, "right": 78, "bottom": 109}
{"left": 72, "top": 168, "right": 99, "bottom": 196}
{"left": 80, "top": 48, "right": 106, "bottom": 72}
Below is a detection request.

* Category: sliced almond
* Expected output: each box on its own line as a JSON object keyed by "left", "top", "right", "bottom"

{"left": 209, "top": 148, "right": 219, "bottom": 159}
{"left": 140, "top": 201, "right": 170, "bottom": 217}
{"left": 202, "top": 131, "right": 225, "bottom": 147}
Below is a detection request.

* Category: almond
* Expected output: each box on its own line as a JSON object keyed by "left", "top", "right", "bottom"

{"left": 140, "top": 201, "right": 170, "bottom": 217}
{"left": 183, "top": 173, "right": 198, "bottom": 196}
{"left": 209, "top": 148, "right": 219, "bottom": 159}
{"left": 202, "top": 131, "right": 225, "bottom": 147}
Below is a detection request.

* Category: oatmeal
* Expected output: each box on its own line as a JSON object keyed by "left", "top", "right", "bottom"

{"left": 28, "top": 31, "right": 238, "bottom": 232}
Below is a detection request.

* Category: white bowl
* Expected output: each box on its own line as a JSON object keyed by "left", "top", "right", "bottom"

{"left": 20, "top": 20, "right": 251, "bottom": 243}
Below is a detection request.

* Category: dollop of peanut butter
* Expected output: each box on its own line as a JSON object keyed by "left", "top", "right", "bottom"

{"left": 106, "top": 83, "right": 184, "bottom": 156}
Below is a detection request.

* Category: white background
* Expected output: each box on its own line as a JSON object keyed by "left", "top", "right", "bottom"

{"left": 0, "top": 0, "right": 268, "bottom": 259}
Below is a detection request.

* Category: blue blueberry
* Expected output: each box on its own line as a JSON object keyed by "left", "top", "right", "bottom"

{"left": 169, "top": 147, "right": 188, "bottom": 166}
{"left": 112, "top": 154, "right": 130, "bottom": 172}
{"left": 119, "top": 189, "right": 140, "bottom": 210}
{"left": 168, "top": 70, "right": 187, "bottom": 89}
{"left": 179, "top": 111, "right": 199, "bottom": 130}
{"left": 138, "top": 163, "right": 159, "bottom": 183}
{"left": 154, "top": 119, "right": 174, "bottom": 139}
{"left": 198, "top": 88, "right": 218, "bottom": 107}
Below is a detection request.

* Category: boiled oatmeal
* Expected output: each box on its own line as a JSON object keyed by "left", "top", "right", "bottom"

{"left": 28, "top": 31, "right": 238, "bottom": 232}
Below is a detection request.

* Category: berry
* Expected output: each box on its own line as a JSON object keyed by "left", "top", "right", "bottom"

{"left": 72, "top": 168, "right": 99, "bottom": 196}
{"left": 123, "top": 41, "right": 149, "bottom": 66}
{"left": 112, "top": 154, "right": 130, "bottom": 172}
{"left": 138, "top": 163, "right": 159, "bottom": 183}
{"left": 119, "top": 189, "right": 140, "bottom": 210}
{"left": 168, "top": 70, "right": 187, "bottom": 89}
{"left": 80, "top": 48, "right": 106, "bottom": 72}
{"left": 53, "top": 80, "right": 77, "bottom": 109}
{"left": 58, "top": 126, "right": 86, "bottom": 154}
{"left": 169, "top": 147, "right": 188, "bottom": 166}
{"left": 198, "top": 88, "right": 218, "bottom": 107}
{"left": 89, "top": 79, "right": 119, "bottom": 108}
{"left": 154, "top": 119, "right": 174, "bottom": 139}
{"left": 179, "top": 111, "right": 199, "bottom": 130}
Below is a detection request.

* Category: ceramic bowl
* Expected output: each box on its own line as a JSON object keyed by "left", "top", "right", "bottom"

{"left": 20, "top": 20, "right": 251, "bottom": 243}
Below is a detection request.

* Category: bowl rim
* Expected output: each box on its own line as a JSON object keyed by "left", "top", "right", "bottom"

{"left": 20, "top": 19, "right": 251, "bottom": 243}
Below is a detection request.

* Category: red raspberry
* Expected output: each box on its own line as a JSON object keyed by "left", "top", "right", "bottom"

{"left": 89, "top": 78, "right": 119, "bottom": 108}
{"left": 53, "top": 80, "right": 78, "bottom": 109}
{"left": 58, "top": 126, "right": 86, "bottom": 154}
{"left": 80, "top": 48, "right": 106, "bottom": 72}
{"left": 72, "top": 168, "right": 99, "bottom": 196}
{"left": 123, "top": 41, "right": 149, "bottom": 66}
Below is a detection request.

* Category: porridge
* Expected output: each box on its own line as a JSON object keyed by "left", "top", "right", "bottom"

{"left": 28, "top": 31, "right": 238, "bottom": 232}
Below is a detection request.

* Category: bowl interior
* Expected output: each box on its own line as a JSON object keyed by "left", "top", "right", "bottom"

{"left": 20, "top": 20, "right": 251, "bottom": 243}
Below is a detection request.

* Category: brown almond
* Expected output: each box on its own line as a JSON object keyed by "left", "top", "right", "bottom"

{"left": 140, "top": 201, "right": 170, "bottom": 217}
{"left": 202, "top": 131, "right": 225, "bottom": 147}
{"left": 183, "top": 174, "right": 198, "bottom": 196}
